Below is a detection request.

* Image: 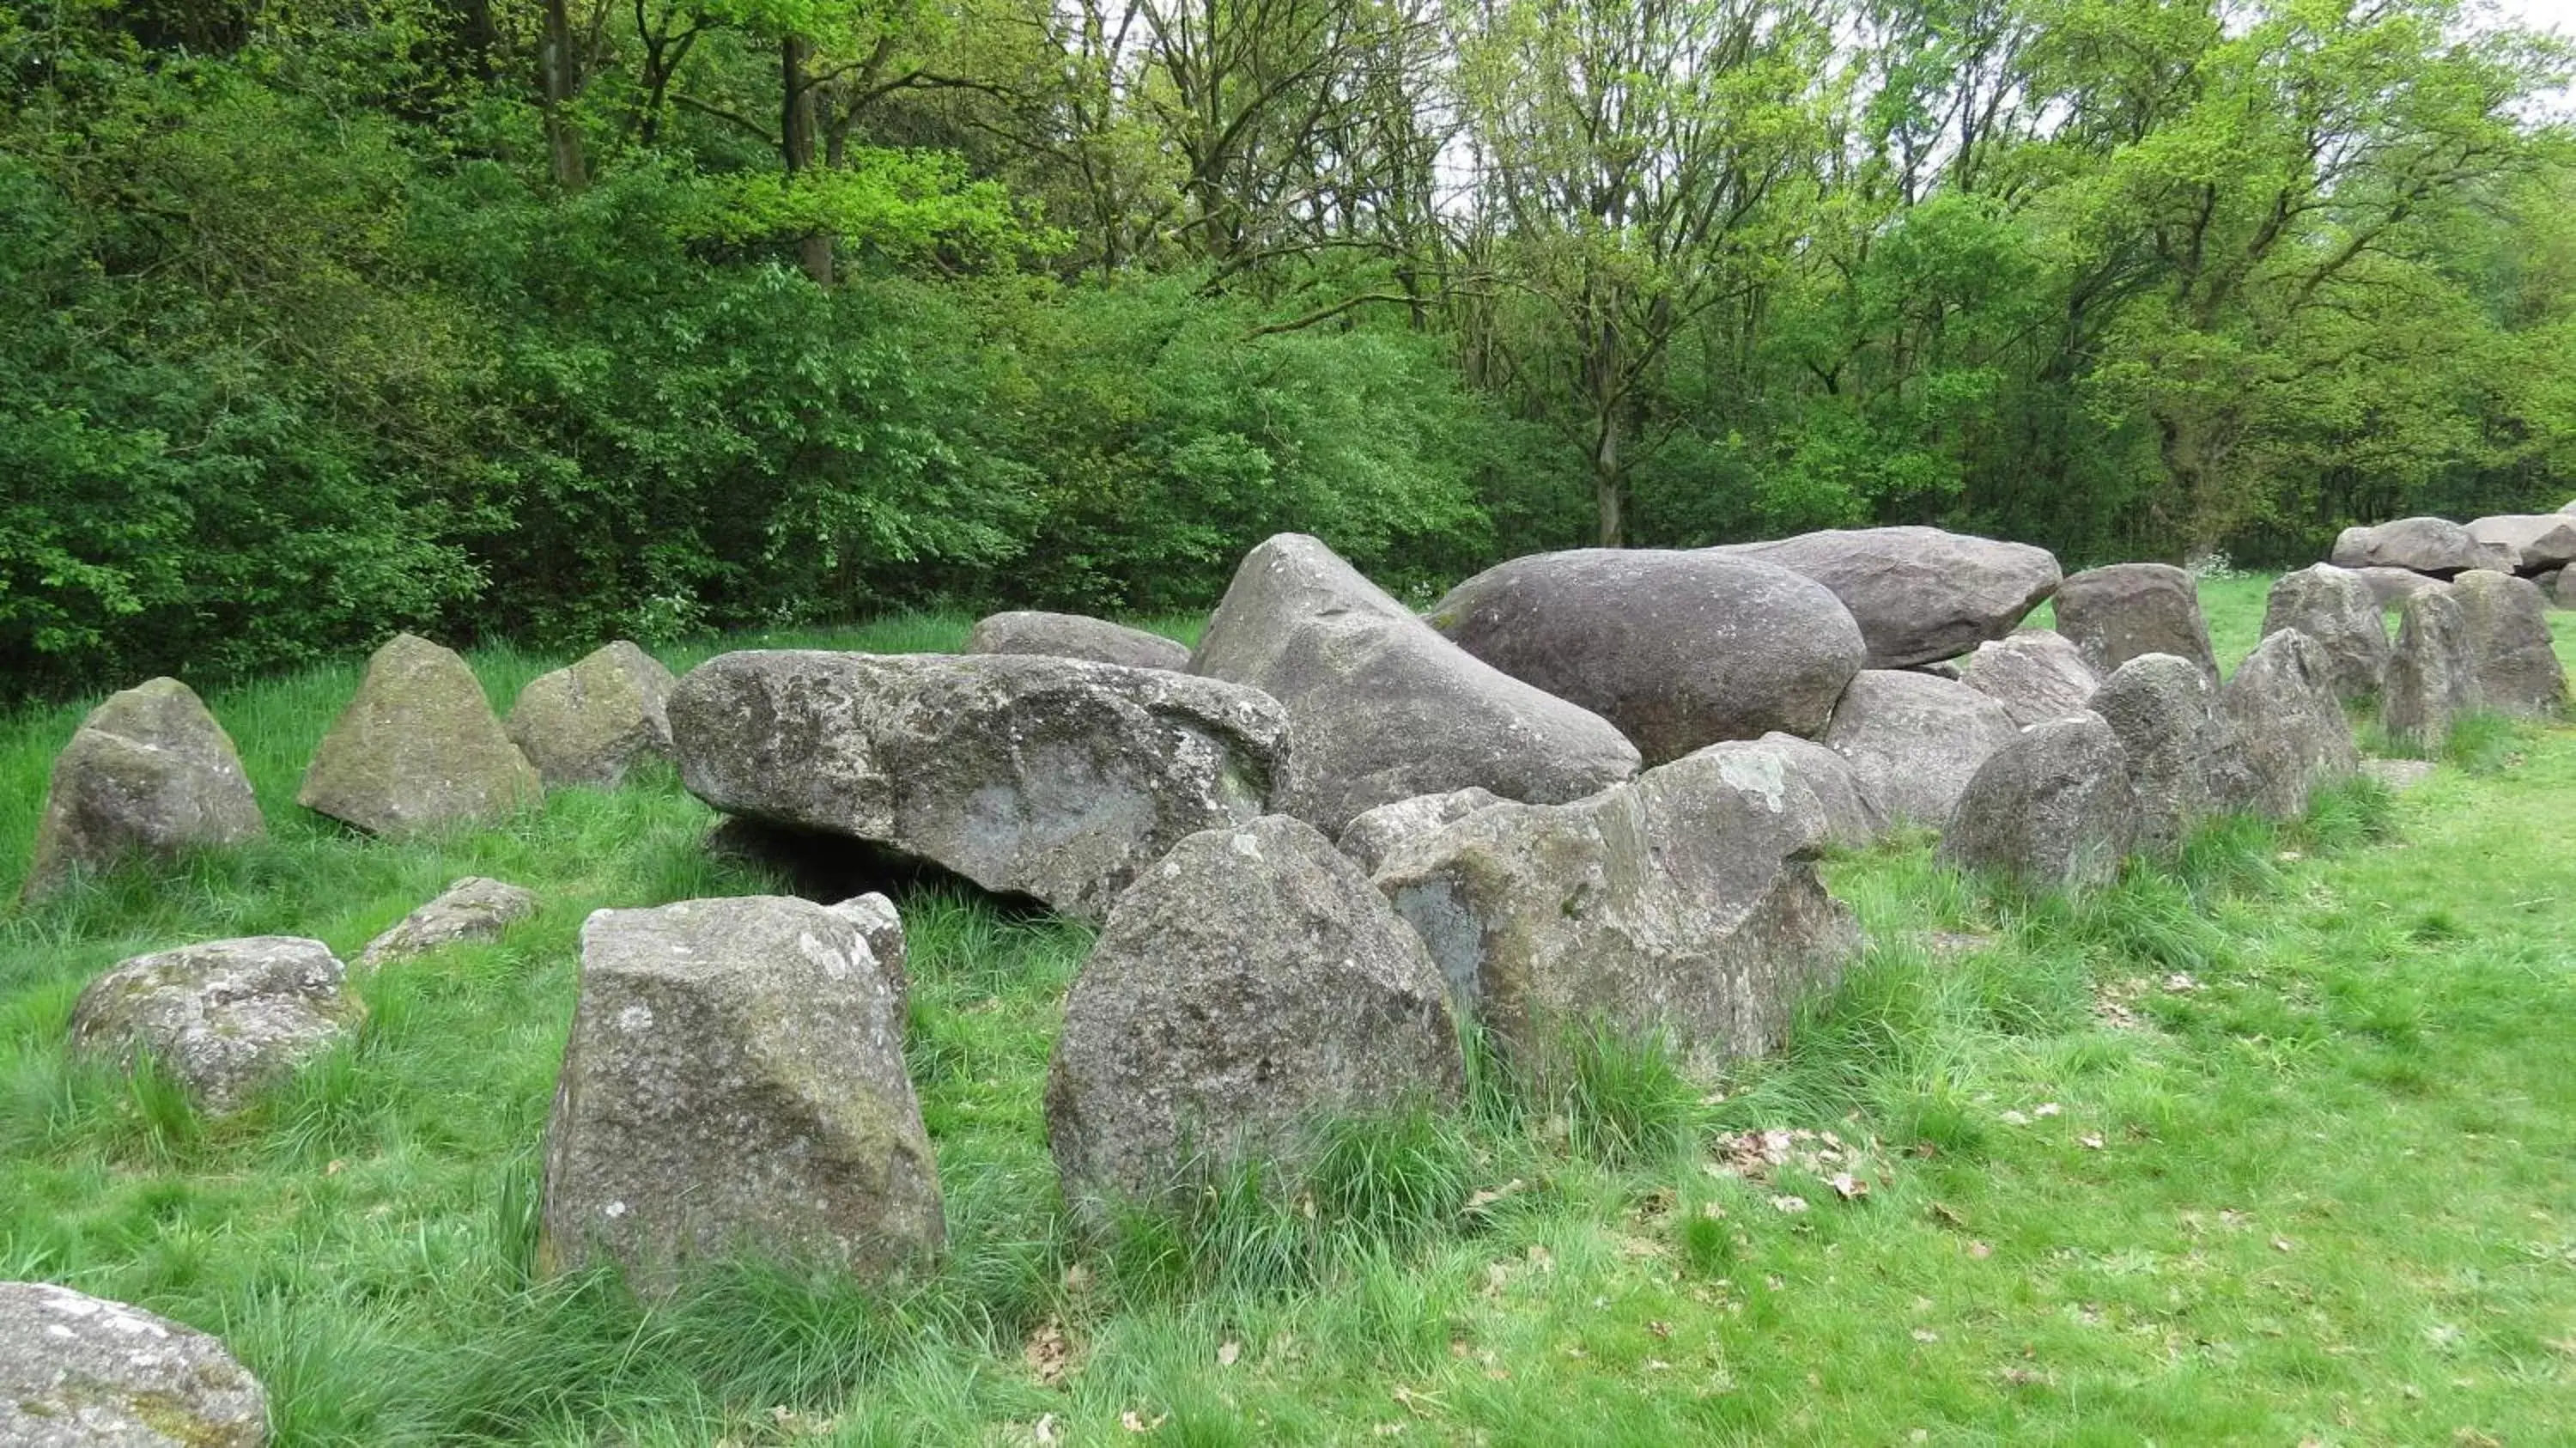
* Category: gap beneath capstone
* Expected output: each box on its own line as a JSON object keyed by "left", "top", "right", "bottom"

{"left": 702, "top": 816, "right": 1055, "bottom": 920}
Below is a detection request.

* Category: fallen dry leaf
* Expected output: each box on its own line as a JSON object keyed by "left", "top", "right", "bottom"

{"left": 1465, "top": 1179, "right": 1528, "bottom": 1213}
{"left": 1911, "top": 1328, "right": 1939, "bottom": 1343}
{"left": 1969, "top": 1240, "right": 1993, "bottom": 1260}
{"left": 1217, "top": 1340, "right": 1241, "bottom": 1367}
{"left": 1121, "top": 1408, "right": 1168, "bottom": 1433}
{"left": 1033, "top": 1415, "right": 1060, "bottom": 1445}
{"left": 1024, "top": 1319, "right": 1075, "bottom": 1389}
{"left": 1999, "top": 1110, "right": 2032, "bottom": 1127}
{"left": 2033, "top": 1103, "right": 2063, "bottom": 1119}
{"left": 1828, "top": 1172, "right": 1869, "bottom": 1202}
{"left": 2272, "top": 1238, "right": 2293, "bottom": 1253}
{"left": 1771, "top": 1194, "right": 1812, "bottom": 1214}
{"left": 2079, "top": 1134, "right": 2105, "bottom": 1150}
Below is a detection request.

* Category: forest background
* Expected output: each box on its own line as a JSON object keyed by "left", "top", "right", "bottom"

{"left": 4, "top": 0, "right": 2573, "bottom": 702}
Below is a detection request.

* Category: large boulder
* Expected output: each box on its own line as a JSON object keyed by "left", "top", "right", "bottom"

{"left": 2260, "top": 564, "right": 2389, "bottom": 704}
{"left": 967, "top": 611, "right": 1191, "bottom": 672}
{"left": 1819, "top": 671, "right": 2020, "bottom": 826}
{"left": 1958, "top": 630, "right": 2099, "bottom": 727}
{"left": 2381, "top": 586, "right": 2478, "bottom": 752}
{"left": 298, "top": 634, "right": 541, "bottom": 837}
{"left": 1191, "top": 534, "right": 1637, "bottom": 833}
{"left": 2089, "top": 654, "right": 2236, "bottom": 856}
{"left": 1047, "top": 816, "right": 1464, "bottom": 1214}
{"left": 20, "top": 678, "right": 265, "bottom": 904}
{"left": 667, "top": 651, "right": 1288, "bottom": 922}
{"left": 70, "top": 937, "right": 363, "bottom": 1116}
{"left": 539, "top": 895, "right": 939, "bottom": 1291}
{"left": 2218, "top": 630, "right": 2360, "bottom": 819}
{"left": 1691, "top": 733, "right": 1885, "bottom": 849}
{"left": 2557, "top": 569, "right": 2576, "bottom": 611}
{"left": 1372, "top": 746, "right": 1861, "bottom": 1069}
{"left": 357, "top": 875, "right": 538, "bottom": 968}
{"left": 1424, "top": 550, "right": 1865, "bottom": 764}
{"left": 1335, "top": 788, "right": 1506, "bottom": 875}
{"left": 1709, "top": 526, "right": 2061, "bottom": 668}
{"left": 2445, "top": 569, "right": 2567, "bottom": 719}
{"left": 1941, "top": 713, "right": 2136, "bottom": 891}
{"left": 2353, "top": 567, "right": 2445, "bottom": 609}
{"left": 2051, "top": 563, "right": 2216, "bottom": 678}
{"left": 2330, "top": 518, "right": 2513, "bottom": 577}
{"left": 2464, "top": 514, "right": 2576, "bottom": 574}
{"left": 506, "top": 641, "right": 677, "bottom": 789}
{"left": 0, "top": 1281, "right": 268, "bottom": 1446}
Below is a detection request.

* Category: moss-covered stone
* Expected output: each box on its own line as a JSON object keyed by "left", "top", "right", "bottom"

{"left": 297, "top": 633, "right": 539, "bottom": 837}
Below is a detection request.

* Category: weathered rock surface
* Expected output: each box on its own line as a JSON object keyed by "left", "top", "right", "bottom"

{"left": 70, "top": 937, "right": 362, "bottom": 1115}
{"left": 2089, "top": 653, "right": 2236, "bottom": 856}
{"left": 1959, "top": 630, "right": 2099, "bottom": 727}
{"left": 0, "top": 1281, "right": 268, "bottom": 1447}
{"left": 2219, "top": 630, "right": 2360, "bottom": 819}
{"left": 2537, "top": 567, "right": 2564, "bottom": 604}
{"left": 1425, "top": 550, "right": 1865, "bottom": 764}
{"left": 539, "top": 895, "right": 939, "bottom": 1290}
{"left": 507, "top": 641, "right": 677, "bottom": 789}
{"left": 1048, "top": 816, "right": 1463, "bottom": 1214}
{"left": 967, "top": 611, "right": 1192, "bottom": 672}
{"left": 2354, "top": 567, "right": 2445, "bottom": 609}
{"left": 299, "top": 634, "right": 541, "bottom": 837}
{"left": 1692, "top": 733, "right": 1885, "bottom": 848}
{"left": 1709, "top": 526, "right": 2062, "bottom": 668}
{"left": 357, "top": 876, "right": 538, "bottom": 968}
{"left": 20, "top": 678, "right": 265, "bottom": 904}
{"left": 1820, "top": 670, "right": 2020, "bottom": 826}
{"left": 1373, "top": 747, "right": 1861, "bottom": 1068}
{"left": 2330, "top": 518, "right": 2514, "bottom": 577}
{"left": 2557, "top": 569, "right": 2576, "bottom": 610}
{"left": 1335, "top": 788, "right": 1506, "bottom": 874}
{"left": 2445, "top": 569, "right": 2567, "bottom": 719}
{"left": 2381, "top": 586, "right": 2478, "bottom": 752}
{"left": 2260, "top": 564, "right": 2389, "bottom": 704}
{"left": 2052, "top": 563, "right": 2217, "bottom": 678}
{"left": 1941, "top": 713, "right": 2136, "bottom": 890}
{"left": 2464, "top": 514, "right": 2576, "bottom": 574}
{"left": 668, "top": 650, "right": 1287, "bottom": 922}
{"left": 1191, "top": 534, "right": 1637, "bottom": 832}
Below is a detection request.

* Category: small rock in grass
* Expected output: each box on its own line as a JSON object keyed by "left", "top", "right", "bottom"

{"left": 0, "top": 1280, "right": 269, "bottom": 1446}
{"left": 70, "top": 937, "right": 363, "bottom": 1116}
{"left": 358, "top": 876, "right": 539, "bottom": 968}
{"left": 299, "top": 634, "right": 541, "bottom": 837}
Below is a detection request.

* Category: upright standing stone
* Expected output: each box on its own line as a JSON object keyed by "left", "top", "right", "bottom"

{"left": 1048, "top": 816, "right": 1464, "bottom": 1215}
{"left": 2089, "top": 653, "right": 2235, "bottom": 856}
{"left": 2381, "top": 586, "right": 2478, "bottom": 752}
{"left": 1191, "top": 534, "right": 1638, "bottom": 833}
{"left": 967, "top": 611, "right": 1193, "bottom": 672}
{"left": 668, "top": 651, "right": 1288, "bottom": 922}
{"left": 1372, "top": 747, "right": 1860, "bottom": 1070}
{"left": 1941, "top": 714, "right": 2136, "bottom": 891}
{"left": 2444, "top": 569, "right": 2567, "bottom": 719}
{"left": 1820, "top": 670, "right": 2020, "bottom": 826}
{"left": 1959, "top": 630, "right": 2099, "bottom": 727}
{"left": 0, "top": 1281, "right": 268, "bottom": 1446}
{"left": 70, "top": 937, "right": 363, "bottom": 1116}
{"left": 539, "top": 896, "right": 939, "bottom": 1291}
{"left": 2052, "top": 563, "right": 2217, "bottom": 678}
{"left": 2218, "top": 630, "right": 2360, "bottom": 819}
{"left": 2260, "top": 564, "right": 2389, "bottom": 704}
{"left": 1708, "top": 526, "right": 2062, "bottom": 668}
{"left": 1425, "top": 550, "right": 1866, "bottom": 763}
{"left": 20, "top": 678, "right": 265, "bottom": 904}
{"left": 507, "top": 641, "right": 678, "bottom": 789}
{"left": 299, "top": 634, "right": 541, "bottom": 837}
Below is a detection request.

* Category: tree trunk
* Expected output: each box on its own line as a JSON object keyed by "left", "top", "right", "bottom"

{"left": 539, "top": 0, "right": 586, "bottom": 192}
{"left": 1594, "top": 414, "right": 1624, "bottom": 547}
{"left": 781, "top": 34, "right": 834, "bottom": 287}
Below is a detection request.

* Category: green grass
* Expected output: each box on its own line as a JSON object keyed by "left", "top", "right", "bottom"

{"left": 3, "top": 591, "right": 2574, "bottom": 1445}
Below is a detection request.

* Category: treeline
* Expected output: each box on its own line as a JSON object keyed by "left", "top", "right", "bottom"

{"left": 2, "top": 0, "right": 2571, "bottom": 700}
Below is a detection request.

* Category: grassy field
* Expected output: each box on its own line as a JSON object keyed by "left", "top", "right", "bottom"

{"left": 3, "top": 587, "right": 2573, "bottom": 1446}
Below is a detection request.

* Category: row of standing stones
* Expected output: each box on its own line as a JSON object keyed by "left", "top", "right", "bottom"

{"left": 9, "top": 520, "right": 2571, "bottom": 1444}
